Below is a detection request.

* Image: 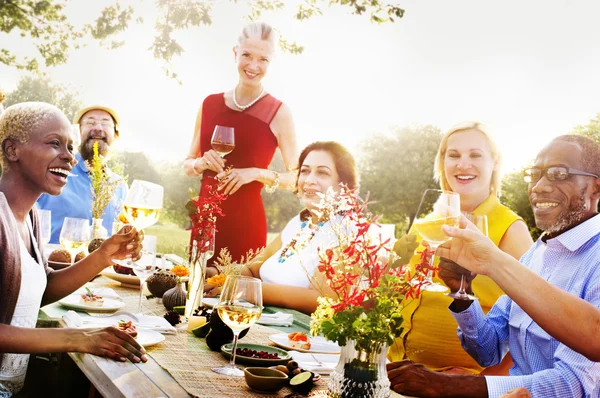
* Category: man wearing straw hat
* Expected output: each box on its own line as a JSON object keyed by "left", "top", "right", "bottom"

{"left": 37, "top": 105, "right": 128, "bottom": 244}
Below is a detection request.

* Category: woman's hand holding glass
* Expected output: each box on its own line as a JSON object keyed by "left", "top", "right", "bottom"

{"left": 98, "top": 225, "right": 144, "bottom": 264}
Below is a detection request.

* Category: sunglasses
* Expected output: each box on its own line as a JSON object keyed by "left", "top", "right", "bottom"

{"left": 523, "top": 166, "right": 599, "bottom": 183}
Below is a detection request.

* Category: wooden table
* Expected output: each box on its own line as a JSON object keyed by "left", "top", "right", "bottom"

{"left": 41, "top": 276, "right": 406, "bottom": 398}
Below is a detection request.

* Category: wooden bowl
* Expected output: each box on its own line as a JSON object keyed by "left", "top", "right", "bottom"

{"left": 243, "top": 367, "right": 288, "bottom": 393}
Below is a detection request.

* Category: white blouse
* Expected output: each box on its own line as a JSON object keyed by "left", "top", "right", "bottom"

{"left": 0, "top": 218, "right": 47, "bottom": 397}
{"left": 260, "top": 215, "right": 341, "bottom": 288}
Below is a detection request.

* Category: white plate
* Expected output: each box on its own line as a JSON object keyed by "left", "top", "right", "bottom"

{"left": 101, "top": 267, "right": 140, "bottom": 288}
{"left": 269, "top": 333, "right": 341, "bottom": 354}
{"left": 136, "top": 330, "right": 165, "bottom": 347}
{"left": 201, "top": 297, "right": 219, "bottom": 308}
{"left": 58, "top": 294, "right": 126, "bottom": 312}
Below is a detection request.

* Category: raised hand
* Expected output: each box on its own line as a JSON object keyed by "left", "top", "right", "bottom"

{"left": 75, "top": 326, "right": 148, "bottom": 363}
{"left": 98, "top": 225, "right": 144, "bottom": 264}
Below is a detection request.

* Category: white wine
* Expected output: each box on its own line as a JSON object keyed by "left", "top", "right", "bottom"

{"left": 218, "top": 305, "right": 261, "bottom": 333}
{"left": 123, "top": 205, "right": 161, "bottom": 230}
{"left": 211, "top": 142, "right": 235, "bottom": 157}
{"left": 414, "top": 216, "right": 460, "bottom": 245}
{"left": 60, "top": 239, "right": 87, "bottom": 253}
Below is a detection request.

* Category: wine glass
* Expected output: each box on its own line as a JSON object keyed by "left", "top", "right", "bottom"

{"left": 211, "top": 125, "right": 235, "bottom": 157}
{"left": 412, "top": 189, "right": 461, "bottom": 292}
{"left": 59, "top": 217, "right": 91, "bottom": 266}
{"left": 38, "top": 209, "right": 52, "bottom": 245}
{"left": 212, "top": 275, "right": 262, "bottom": 377}
{"left": 131, "top": 235, "right": 157, "bottom": 314}
{"left": 447, "top": 213, "right": 488, "bottom": 300}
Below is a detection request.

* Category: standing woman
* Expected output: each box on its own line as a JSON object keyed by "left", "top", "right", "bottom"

{"left": 184, "top": 21, "right": 299, "bottom": 270}
{"left": 0, "top": 102, "right": 146, "bottom": 396}
{"left": 388, "top": 121, "right": 534, "bottom": 374}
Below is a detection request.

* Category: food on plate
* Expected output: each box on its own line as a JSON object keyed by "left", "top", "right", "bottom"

{"left": 88, "top": 238, "right": 104, "bottom": 254}
{"left": 288, "top": 332, "right": 311, "bottom": 350}
{"left": 49, "top": 248, "right": 85, "bottom": 263}
{"left": 235, "top": 348, "right": 280, "bottom": 359}
{"left": 116, "top": 320, "right": 138, "bottom": 338}
{"left": 80, "top": 287, "right": 104, "bottom": 307}
{"left": 113, "top": 264, "right": 136, "bottom": 276}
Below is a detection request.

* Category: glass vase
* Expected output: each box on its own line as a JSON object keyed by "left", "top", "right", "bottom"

{"left": 184, "top": 242, "right": 207, "bottom": 319}
{"left": 328, "top": 340, "right": 390, "bottom": 398}
{"left": 91, "top": 218, "right": 108, "bottom": 239}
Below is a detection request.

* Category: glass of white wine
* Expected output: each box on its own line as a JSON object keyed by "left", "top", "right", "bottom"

{"left": 446, "top": 213, "right": 488, "bottom": 300}
{"left": 412, "top": 189, "right": 461, "bottom": 292}
{"left": 59, "top": 217, "right": 91, "bottom": 266}
{"left": 211, "top": 125, "right": 235, "bottom": 157}
{"left": 212, "top": 275, "right": 262, "bottom": 377}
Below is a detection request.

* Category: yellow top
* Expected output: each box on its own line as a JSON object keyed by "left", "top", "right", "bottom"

{"left": 387, "top": 194, "right": 523, "bottom": 373}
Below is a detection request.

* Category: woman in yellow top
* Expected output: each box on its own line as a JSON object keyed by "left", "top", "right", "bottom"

{"left": 388, "top": 121, "right": 534, "bottom": 374}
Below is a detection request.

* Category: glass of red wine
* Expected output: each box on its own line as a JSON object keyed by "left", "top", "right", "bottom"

{"left": 211, "top": 125, "right": 235, "bottom": 157}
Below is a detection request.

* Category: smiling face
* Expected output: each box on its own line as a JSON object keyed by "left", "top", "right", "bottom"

{"left": 529, "top": 140, "right": 599, "bottom": 236}
{"left": 17, "top": 111, "right": 76, "bottom": 196}
{"left": 233, "top": 37, "right": 274, "bottom": 88}
{"left": 79, "top": 109, "right": 116, "bottom": 161}
{"left": 443, "top": 129, "right": 497, "bottom": 203}
{"left": 297, "top": 150, "right": 341, "bottom": 212}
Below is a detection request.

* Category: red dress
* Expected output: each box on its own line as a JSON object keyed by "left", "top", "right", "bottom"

{"left": 196, "top": 93, "right": 282, "bottom": 264}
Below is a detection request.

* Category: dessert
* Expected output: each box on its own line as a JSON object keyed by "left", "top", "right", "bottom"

{"left": 288, "top": 332, "right": 311, "bottom": 350}
{"left": 48, "top": 249, "right": 71, "bottom": 263}
{"left": 80, "top": 287, "right": 104, "bottom": 307}
{"left": 116, "top": 320, "right": 138, "bottom": 338}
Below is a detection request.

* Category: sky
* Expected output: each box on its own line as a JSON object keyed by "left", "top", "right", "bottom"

{"left": 1, "top": 0, "right": 600, "bottom": 174}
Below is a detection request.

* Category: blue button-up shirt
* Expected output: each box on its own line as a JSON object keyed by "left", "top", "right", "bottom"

{"left": 37, "top": 153, "right": 128, "bottom": 244}
{"left": 451, "top": 214, "right": 600, "bottom": 398}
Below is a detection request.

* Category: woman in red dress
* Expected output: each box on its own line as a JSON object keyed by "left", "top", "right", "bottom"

{"left": 184, "top": 22, "right": 299, "bottom": 272}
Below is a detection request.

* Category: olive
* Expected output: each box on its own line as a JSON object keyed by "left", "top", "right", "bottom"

{"left": 286, "top": 360, "right": 299, "bottom": 370}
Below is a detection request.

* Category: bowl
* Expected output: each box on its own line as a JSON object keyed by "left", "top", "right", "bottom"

{"left": 243, "top": 367, "right": 289, "bottom": 393}
{"left": 221, "top": 343, "right": 291, "bottom": 366}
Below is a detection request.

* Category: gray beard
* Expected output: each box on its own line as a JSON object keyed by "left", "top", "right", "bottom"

{"left": 539, "top": 186, "right": 589, "bottom": 235}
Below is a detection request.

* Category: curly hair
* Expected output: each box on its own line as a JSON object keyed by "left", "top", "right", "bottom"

{"left": 0, "top": 102, "right": 63, "bottom": 169}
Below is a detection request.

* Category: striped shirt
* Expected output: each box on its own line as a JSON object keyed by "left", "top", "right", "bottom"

{"left": 451, "top": 214, "right": 600, "bottom": 398}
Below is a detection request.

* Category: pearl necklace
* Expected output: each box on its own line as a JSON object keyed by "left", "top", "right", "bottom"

{"left": 232, "top": 86, "right": 265, "bottom": 110}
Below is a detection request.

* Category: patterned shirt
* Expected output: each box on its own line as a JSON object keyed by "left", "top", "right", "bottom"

{"left": 451, "top": 214, "right": 600, "bottom": 398}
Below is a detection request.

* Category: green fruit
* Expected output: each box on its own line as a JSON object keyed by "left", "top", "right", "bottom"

{"left": 289, "top": 371, "right": 314, "bottom": 394}
{"left": 191, "top": 322, "right": 211, "bottom": 338}
{"left": 173, "top": 306, "right": 186, "bottom": 315}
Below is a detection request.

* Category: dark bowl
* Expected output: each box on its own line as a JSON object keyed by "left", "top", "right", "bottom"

{"left": 244, "top": 367, "right": 288, "bottom": 393}
{"left": 221, "top": 343, "right": 291, "bottom": 366}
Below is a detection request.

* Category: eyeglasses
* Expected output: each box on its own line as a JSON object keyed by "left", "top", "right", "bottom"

{"left": 81, "top": 118, "right": 114, "bottom": 128}
{"left": 523, "top": 166, "right": 599, "bottom": 183}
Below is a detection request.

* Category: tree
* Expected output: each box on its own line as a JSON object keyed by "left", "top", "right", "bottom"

{"left": 569, "top": 113, "right": 600, "bottom": 143}
{"left": 358, "top": 125, "right": 443, "bottom": 235}
{"left": 500, "top": 168, "right": 542, "bottom": 241}
{"left": 1, "top": 0, "right": 405, "bottom": 80}
{"left": 3, "top": 75, "right": 82, "bottom": 120}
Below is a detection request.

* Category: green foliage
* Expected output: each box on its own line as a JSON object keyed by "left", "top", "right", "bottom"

{"left": 3, "top": 75, "right": 82, "bottom": 120}
{"left": 500, "top": 167, "right": 542, "bottom": 241}
{"left": 1, "top": 0, "right": 404, "bottom": 79}
{"left": 569, "top": 113, "right": 600, "bottom": 142}
{"left": 145, "top": 224, "right": 190, "bottom": 258}
{"left": 358, "top": 125, "right": 442, "bottom": 236}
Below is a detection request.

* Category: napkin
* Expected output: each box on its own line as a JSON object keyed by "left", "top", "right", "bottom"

{"left": 62, "top": 310, "right": 176, "bottom": 334}
{"left": 288, "top": 351, "right": 339, "bottom": 375}
{"left": 256, "top": 312, "right": 294, "bottom": 326}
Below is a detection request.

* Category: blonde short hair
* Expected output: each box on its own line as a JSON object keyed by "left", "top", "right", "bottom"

{"left": 236, "top": 21, "right": 278, "bottom": 49}
{"left": 434, "top": 121, "right": 502, "bottom": 195}
{"left": 0, "top": 102, "right": 63, "bottom": 169}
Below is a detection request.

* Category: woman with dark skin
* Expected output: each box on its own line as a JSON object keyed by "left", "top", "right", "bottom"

{"left": 0, "top": 102, "right": 146, "bottom": 396}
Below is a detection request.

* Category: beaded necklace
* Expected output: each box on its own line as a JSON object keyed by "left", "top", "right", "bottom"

{"left": 278, "top": 220, "right": 325, "bottom": 263}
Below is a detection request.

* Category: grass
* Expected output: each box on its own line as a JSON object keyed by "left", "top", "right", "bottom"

{"left": 144, "top": 224, "right": 278, "bottom": 259}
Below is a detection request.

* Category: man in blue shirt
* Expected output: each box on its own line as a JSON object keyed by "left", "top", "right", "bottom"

{"left": 37, "top": 105, "right": 127, "bottom": 243}
{"left": 387, "top": 134, "right": 600, "bottom": 397}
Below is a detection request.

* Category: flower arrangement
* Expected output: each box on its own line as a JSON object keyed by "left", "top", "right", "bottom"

{"left": 170, "top": 265, "right": 190, "bottom": 283}
{"left": 205, "top": 247, "right": 263, "bottom": 287}
{"left": 308, "top": 187, "right": 428, "bottom": 353}
{"left": 86, "top": 141, "right": 120, "bottom": 220}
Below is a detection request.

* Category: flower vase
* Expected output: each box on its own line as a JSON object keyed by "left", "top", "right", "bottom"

{"left": 184, "top": 245, "right": 207, "bottom": 319}
{"left": 163, "top": 282, "right": 187, "bottom": 310}
{"left": 328, "top": 340, "right": 390, "bottom": 398}
{"left": 91, "top": 218, "right": 108, "bottom": 239}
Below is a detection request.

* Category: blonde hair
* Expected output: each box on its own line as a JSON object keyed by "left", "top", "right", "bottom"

{"left": 434, "top": 121, "right": 502, "bottom": 195}
{"left": 236, "top": 21, "right": 278, "bottom": 48}
{"left": 0, "top": 102, "right": 63, "bottom": 169}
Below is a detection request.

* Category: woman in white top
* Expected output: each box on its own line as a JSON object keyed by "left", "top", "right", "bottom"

{"left": 242, "top": 141, "right": 359, "bottom": 314}
{"left": 0, "top": 102, "right": 146, "bottom": 396}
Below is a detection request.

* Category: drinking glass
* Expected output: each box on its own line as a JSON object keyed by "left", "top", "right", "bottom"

{"left": 38, "top": 209, "right": 52, "bottom": 245}
{"left": 447, "top": 213, "right": 488, "bottom": 300}
{"left": 131, "top": 235, "right": 157, "bottom": 313}
{"left": 211, "top": 125, "right": 235, "bottom": 157}
{"left": 412, "top": 189, "right": 461, "bottom": 292}
{"left": 212, "top": 275, "right": 262, "bottom": 377}
{"left": 59, "top": 217, "right": 91, "bottom": 266}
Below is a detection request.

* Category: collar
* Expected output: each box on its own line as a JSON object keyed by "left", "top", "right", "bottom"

{"left": 542, "top": 214, "right": 600, "bottom": 252}
{"left": 471, "top": 193, "right": 499, "bottom": 216}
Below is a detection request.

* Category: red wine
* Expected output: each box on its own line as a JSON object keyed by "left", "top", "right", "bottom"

{"left": 212, "top": 141, "right": 235, "bottom": 157}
